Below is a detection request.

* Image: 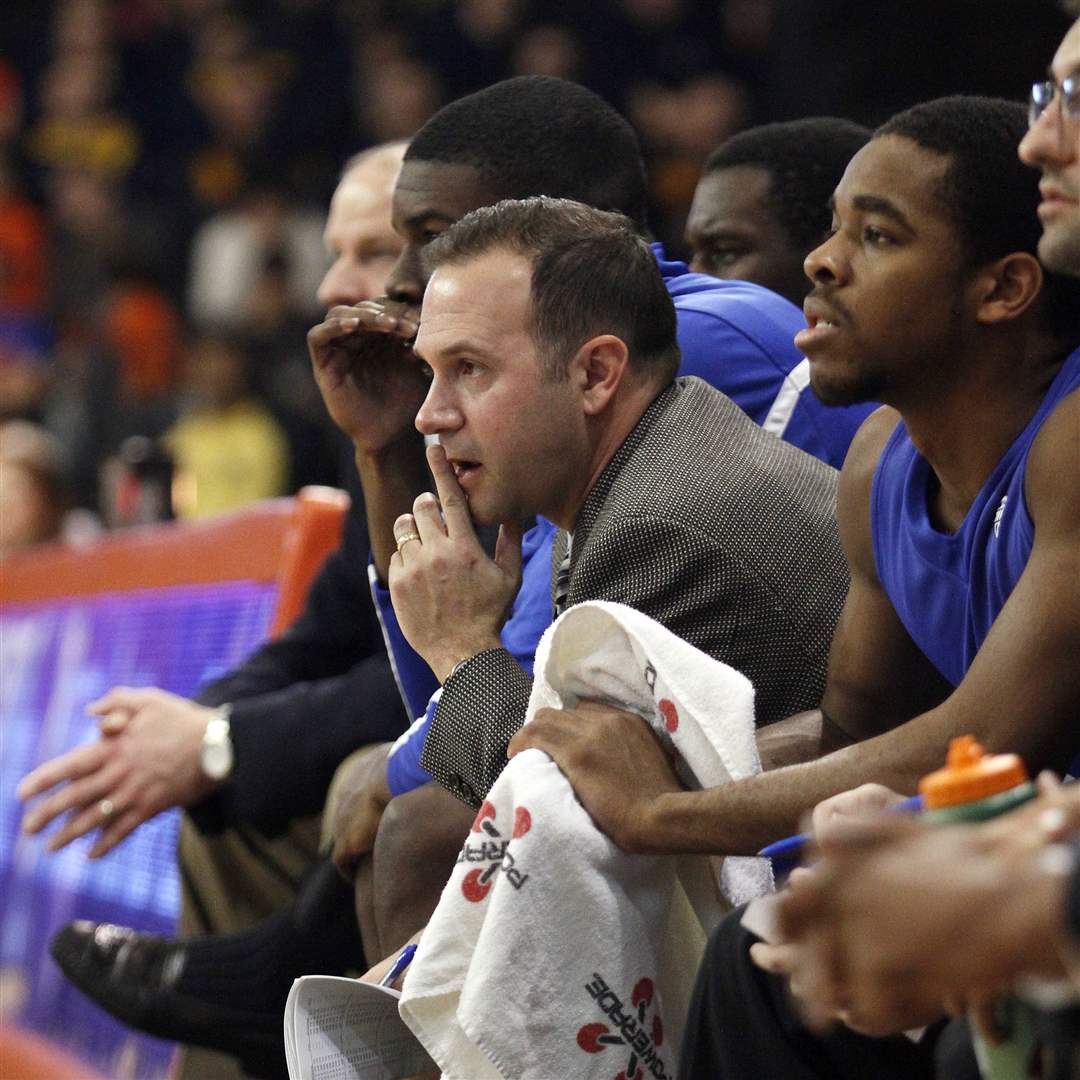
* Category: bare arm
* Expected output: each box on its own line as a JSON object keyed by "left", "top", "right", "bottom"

{"left": 514, "top": 396, "right": 1080, "bottom": 853}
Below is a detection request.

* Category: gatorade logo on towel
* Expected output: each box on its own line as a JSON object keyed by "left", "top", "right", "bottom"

{"left": 576, "top": 973, "right": 671, "bottom": 1080}
{"left": 457, "top": 801, "right": 533, "bottom": 901}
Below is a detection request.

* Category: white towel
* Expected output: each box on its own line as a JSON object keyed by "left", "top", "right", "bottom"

{"left": 399, "top": 601, "right": 772, "bottom": 1080}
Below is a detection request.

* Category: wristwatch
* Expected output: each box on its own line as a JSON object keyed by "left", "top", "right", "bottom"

{"left": 200, "top": 705, "right": 234, "bottom": 781}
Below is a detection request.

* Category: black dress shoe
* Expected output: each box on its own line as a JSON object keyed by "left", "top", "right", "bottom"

{"left": 50, "top": 921, "right": 286, "bottom": 1079}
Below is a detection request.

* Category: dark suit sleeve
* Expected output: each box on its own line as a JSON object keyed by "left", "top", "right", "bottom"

{"left": 420, "top": 649, "right": 533, "bottom": 809}
{"left": 194, "top": 653, "right": 405, "bottom": 834}
{"left": 188, "top": 476, "right": 409, "bottom": 835}
{"left": 422, "top": 515, "right": 737, "bottom": 808}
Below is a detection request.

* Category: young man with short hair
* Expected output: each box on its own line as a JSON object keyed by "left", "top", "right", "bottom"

{"left": 755, "top": 21, "right": 1080, "bottom": 1077}
{"left": 686, "top": 117, "right": 871, "bottom": 306}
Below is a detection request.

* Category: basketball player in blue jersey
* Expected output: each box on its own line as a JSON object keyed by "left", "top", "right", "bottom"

{"left": 733, "top": 18, "right": 1080, "bottom": 1073}
{"left": 514, "top": 94, "right": 1080, "bottom": 1078}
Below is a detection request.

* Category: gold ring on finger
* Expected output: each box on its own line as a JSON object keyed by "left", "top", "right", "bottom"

{"left": 396, "top": 532, "right": 421, "bottom": 551}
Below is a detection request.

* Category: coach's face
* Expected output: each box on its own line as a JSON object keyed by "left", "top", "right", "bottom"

{"left": 1019, "top": 19, "right": 1080, "bottom": 278}
{"left": 412, "top": 249, "right": 587, "bottom": 528}
{"left": 797, "top": 135, "right": 970, "bottom": 408}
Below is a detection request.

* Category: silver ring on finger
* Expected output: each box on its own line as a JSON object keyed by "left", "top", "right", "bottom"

{"left": 98, "top": 798, "right": 115, "bottom": 819}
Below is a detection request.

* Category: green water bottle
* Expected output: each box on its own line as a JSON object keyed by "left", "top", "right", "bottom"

{"left": 919, "top": 736, "right": 1038, "bottom": 1079}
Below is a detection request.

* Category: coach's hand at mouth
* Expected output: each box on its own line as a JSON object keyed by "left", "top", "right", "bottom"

{"left": 389, "top": 443, "right": 523, "bottom": 683}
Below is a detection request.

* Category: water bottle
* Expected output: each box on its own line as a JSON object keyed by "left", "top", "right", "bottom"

{"left": 919, "top": 736, "right": 1038, "bottom": 1079}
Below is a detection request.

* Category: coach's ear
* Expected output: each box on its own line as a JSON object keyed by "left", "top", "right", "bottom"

{"left": 970, "top": 251, "right": 1043, "bottom": 326}
{"left": 570, "top": 334, "right": 630, "bottom": 416}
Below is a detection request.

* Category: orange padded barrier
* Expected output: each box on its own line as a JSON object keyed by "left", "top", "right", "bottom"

{"left": 0, "top": 487, "right": 349, "bottom": 635}
{"left": 0, "top": 1026, "right": 109, "bottom": 1080}
{"left": 269, "top": 486, "right": 350, "bottom": 635}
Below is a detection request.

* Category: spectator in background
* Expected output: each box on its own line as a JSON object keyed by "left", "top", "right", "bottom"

{"left": 165, "top": 331, "right": 289, "bottom": 519}
{"left": 186, "top": 178, "right": 326, "bottom": 333}
{"left": 355, "top": 54, "right": 444, "bottom": 146}
{"left": 0, "top": 418, "right": 98, "bottom": 556}
{"left": 45, "top": 165, "right": 129, "bottom": 320}
{"left": 408, "top": 0, "right": 521, "bottom": 100}
{"left": 0, "top": 315, "right": 52, "bottom": 424}
{"left": 26, "top": 31, "right": 139, "bottom": 185}
{"left": 104, "top": 260, "right": 182, "bottom": 405}
{"left": 685, "top": 117, "right": 871, "bottom": 306}
{"left": 182, "top": 11, "right": 291, "bottom": 216}
{"left": 509, "top": 23, "right": 586, "bottom": 82}
{"left": 629, "top": 72, "right": 749, "bottom": 253}
{"left": 0, "top": 63, "right": 47, "bottom": 317}
{"left": 41, "top": 158, "right": 181, "bottom": 498}
{"left": 0, "top": 420, "right": 68, "bottom": 557}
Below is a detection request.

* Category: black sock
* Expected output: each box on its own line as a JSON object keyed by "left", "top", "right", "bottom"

{"left": 175, "top": 859, "right": 362, "bottom": 1019}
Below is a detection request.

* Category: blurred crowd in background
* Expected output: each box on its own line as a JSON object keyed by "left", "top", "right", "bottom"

{"left": 0, "top": 0, "right": 1071, "bottom": 556}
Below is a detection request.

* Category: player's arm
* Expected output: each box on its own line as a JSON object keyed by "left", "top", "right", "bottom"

{"left": 757, "top": 407, "right": 955, "bottom": 767}
{"left": 818, "top": 407, "right": 955, "bottom": 741}
{"left": 645, "top": 394, "right": 1078, "bottom": 852}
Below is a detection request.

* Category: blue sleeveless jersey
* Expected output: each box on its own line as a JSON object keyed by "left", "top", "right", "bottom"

{"left": 871, "top": 347, "right": 1080, "bottom": 687}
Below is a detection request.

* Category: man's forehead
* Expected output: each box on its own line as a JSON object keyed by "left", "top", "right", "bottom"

{"left": 1052, "top": 19, "right": 1080, "bottom": 77}
{"left": 426, "top": 251, "right": 531, "bottom": 305}
{"left": 392, "top": 159, "right": 495, "bottom": 223}
{"left": 688, "top": 166, "right": 772, "bottom": 226}
{"left": 418, "top": 253, "right": 531, "bottom": 339}
{"left": 835, "top": 135, "right": 950, "bottom": 221}
{"left": 333, "top": 172, "right": 395, "bottom": 217}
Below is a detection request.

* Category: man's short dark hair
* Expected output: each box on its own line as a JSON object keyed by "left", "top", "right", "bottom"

{"left": 877, "top": 95, "right": 1080, "bottom": 338}
{"left": 405, "top": 76, "right": 650, "bottom": 232}
{"left": 424, "top": 197, "right": 680, "bottom": 382}
{"left": 703, "top": 118, "right": 871, "bottom": 253}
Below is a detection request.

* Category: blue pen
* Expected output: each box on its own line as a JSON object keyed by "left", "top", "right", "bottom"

{"left": 758, "top": 794, "right": 924, "bottom": 863}
{"left": 379, "top": 943, "right": 418, "bottom": 988}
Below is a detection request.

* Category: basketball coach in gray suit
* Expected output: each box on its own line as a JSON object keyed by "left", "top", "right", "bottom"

{"left": 387, "top": 196, "right": 849, "bottom": 809}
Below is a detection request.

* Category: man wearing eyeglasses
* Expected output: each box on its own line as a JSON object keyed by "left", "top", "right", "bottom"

{"left": 1020, "top": 16, "right": 1080, "bottom": 277}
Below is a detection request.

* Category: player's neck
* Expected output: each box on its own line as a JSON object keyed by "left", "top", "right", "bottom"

{"left": 903, "top": 340, "right": 1066, "bottom": 530}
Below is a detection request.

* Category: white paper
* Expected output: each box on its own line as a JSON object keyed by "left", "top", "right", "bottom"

{"left": 739, "top": 892, "right": 783, "bottom": 944}
{"left": 284, "top": 975, "right": 436, "bottom": 1080}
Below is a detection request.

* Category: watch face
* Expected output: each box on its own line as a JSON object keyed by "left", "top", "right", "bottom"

{"left": 201, "top": 738, "right": 233, "bottom": 780}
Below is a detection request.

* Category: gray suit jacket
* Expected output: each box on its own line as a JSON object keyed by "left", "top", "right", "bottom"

{"left": 420, "top": 377, "right": 849, "bottom": 808}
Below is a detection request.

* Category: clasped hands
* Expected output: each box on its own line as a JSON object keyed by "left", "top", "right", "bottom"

{"left": 17, "top": 687, "right": 219, "bottom": 858}
{"left": 753, "top": 775, "right": 1080, "bottom": 1040}
{"left": 388, "top": 443, "right": 523, "bottom": 683}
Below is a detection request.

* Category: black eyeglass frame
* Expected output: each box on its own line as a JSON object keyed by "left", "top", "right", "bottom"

{"left": 1029, "top": 76, "right": 1080, "bottom": 131}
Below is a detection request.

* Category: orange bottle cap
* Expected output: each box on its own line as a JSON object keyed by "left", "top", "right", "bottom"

{"left": 918, "top": 735, "right": 1029, "bottom": 809}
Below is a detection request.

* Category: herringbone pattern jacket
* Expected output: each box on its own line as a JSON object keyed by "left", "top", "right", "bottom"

{"left": 420, "top": 377, "right": 849, "bottom": 808}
